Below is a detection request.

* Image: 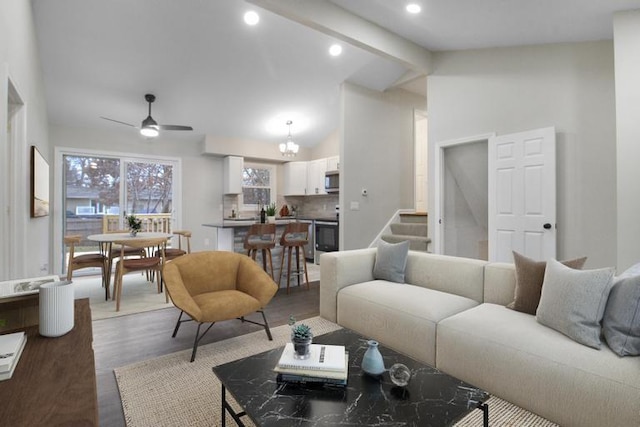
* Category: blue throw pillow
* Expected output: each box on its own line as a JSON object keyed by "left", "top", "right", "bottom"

{"left": 373, "top": 240, "right": 410, "bottom": 283}
{"left": 602, "top": 263, "right": 640, "bottom": 356}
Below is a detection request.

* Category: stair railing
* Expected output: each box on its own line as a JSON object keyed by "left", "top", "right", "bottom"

{"left": 369, "top": 209, "right": 416, "bottom": 248}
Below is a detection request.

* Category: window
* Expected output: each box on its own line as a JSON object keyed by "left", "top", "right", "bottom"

{"left": 58, "top": 150, "right": 181, "bottom": 274}
{"left": 241, "top": 162, "right": 276, "bottom": 209}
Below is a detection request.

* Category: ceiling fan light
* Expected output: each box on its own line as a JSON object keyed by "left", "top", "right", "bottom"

{"left": 141, "top": 115, "right": 158, "bottom": 128}
{"left": 140, "top": 126, "right": 159, "bottom": 137}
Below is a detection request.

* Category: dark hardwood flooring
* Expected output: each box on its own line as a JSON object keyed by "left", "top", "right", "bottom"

{"left": 93, "top": 281, "right": 320, "bottom": 427}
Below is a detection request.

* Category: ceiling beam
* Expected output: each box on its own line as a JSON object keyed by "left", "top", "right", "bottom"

{"left": 247, "top": 0, "right": 432, "bottom": 74}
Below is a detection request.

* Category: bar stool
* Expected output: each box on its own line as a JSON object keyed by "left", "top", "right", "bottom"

{"left": 244, "top": 223, "right": 276, "bottom": 279}
{"left": 278, "top": 222, "right": 310, "bottom": 294}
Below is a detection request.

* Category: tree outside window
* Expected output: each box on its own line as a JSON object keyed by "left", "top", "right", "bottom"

{"left": 242, "top": 163, "right": 275, "bottom": 209}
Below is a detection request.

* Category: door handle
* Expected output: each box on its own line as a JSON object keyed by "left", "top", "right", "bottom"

{"left": 543, "top": 223, "right": 552, "bottom": 230}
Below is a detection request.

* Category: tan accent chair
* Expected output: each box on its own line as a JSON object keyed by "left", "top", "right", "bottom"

{"left": 65, "top": 235, "right": 109, "bottom": 299}
{"left": 112, "top": 237, "right": 168, "bottom": 312}
{"left": 163, "top": 251, "right": 279, "bottom": 362}
{"left": 243, "top": 224, "right": 276, "bottom": 279}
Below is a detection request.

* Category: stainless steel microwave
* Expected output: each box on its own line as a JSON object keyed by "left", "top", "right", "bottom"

{"left": 325, "top": 170, "right": 339, "bottom": 193}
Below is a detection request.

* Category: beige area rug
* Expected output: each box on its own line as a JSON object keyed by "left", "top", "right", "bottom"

{"left": 72, "top": 274, "right": 173, "bottom": 320}
{"left": 115, "top": 317, "right": 558, "bottom": 427}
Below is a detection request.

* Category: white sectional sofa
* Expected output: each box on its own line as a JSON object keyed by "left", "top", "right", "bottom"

{"left": 319, "top": 248, "right": 640, "bottom": 427}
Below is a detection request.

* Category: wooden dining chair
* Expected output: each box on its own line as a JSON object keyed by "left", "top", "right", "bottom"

{"left": 107, "top": 229, "right": 147, "bottom": 260}
{"left": 65, "top": 235, "right": 109, "bottom": 299}
{"left": 156, "top": 230, "right": 191, "bottom": 261}
{"left": 112, "top": 237, "right": 168, "bottom": 311}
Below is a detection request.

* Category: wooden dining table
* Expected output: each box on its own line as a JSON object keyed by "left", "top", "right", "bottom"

{"left": 87, "top": 231, "right": 172, "bottom": 296}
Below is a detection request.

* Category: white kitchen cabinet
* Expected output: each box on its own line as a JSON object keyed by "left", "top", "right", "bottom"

{"left": 327, "top": 156, "right": 340, "bottom": 171}
{"left": 283, "top": 161, "right": 308, "bottom": 196}
{"left": 223, "top": 156, "right": 243, "bottom": 194}
{"left": 307, "top": 159, "right": 327, "bottom": 195}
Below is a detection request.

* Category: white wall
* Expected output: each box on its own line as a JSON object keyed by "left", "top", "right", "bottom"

{"left": 427, "top": 41, "right": 617, "bottom": 268}
{"left": 0, "top": 0, "right": 51, "bottom": 279}
{"left": 310, "top": 129, "right": 339, "bottom": 159}
{"left": 49, "top": 125, "right": 222, "bottom": 274}
{"left": 341, "top": 82, "right": 426, "bottom": 250}
{"left": 442, "top": 141, "right": 488, "bottom": 260}
{"left": 614, "top": 10, "right": 640, "bottom": 271}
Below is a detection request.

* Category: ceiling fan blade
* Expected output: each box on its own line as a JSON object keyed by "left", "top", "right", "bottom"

{"left": 158, "top": 124, "right": 193, "bottom": 131}
{"left": 100, "top": 116, "right": 136, "bottom": 128}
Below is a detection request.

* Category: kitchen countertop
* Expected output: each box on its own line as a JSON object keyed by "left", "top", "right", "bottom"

{"left": 203, "top": 216, "right": 338, "bottom": 228}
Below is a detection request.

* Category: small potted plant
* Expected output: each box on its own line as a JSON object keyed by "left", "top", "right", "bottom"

{"left": 126, "top": 214, "right": 142, "bottom": 237}
{"left": 265, "top": 202, "right": 277, "bottom": 223}
{"left": 289, "top": 315, "right": 312, "bottom": 359}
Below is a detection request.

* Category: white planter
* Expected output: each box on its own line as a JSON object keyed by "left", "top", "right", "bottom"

{"left": 267, "top": 216, "right": 276, "bottom": 223}
{"left": 39, "top": 280, "right": 74, "bottom": 337}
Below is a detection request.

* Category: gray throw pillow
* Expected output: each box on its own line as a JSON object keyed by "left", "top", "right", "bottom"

{"left": 602, "top": 266, "right": 640, "bottom": 357}
{"left": 536, "top": 259, "right": 615, "bottom": 349}
{"left": 373, "top": 240, "right": 410, "bottom": 283}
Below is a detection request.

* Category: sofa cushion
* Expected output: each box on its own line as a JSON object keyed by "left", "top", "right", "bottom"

{"left": 337, "top": 280, "right": 478, "bottom": 366}
{"left": 507, "top": 251, "right": 587, "bottom": 315}
{"left": 536, "top": 259, "right": 614, "bottom": 349}
{"left": 404, "top": 252, "right": 487, "bottom": 303}
{"left": 437, "top": 303, "right": 640, "bottom": 427}
{"left": 603, "top": 273, "right": 640, "bottom": 356}
{"left": 373, "top": 240, "right": 409, "bottom": 283}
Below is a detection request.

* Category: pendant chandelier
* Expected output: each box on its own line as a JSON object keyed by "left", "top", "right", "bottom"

{"left": 279, "top": 120, "right": 299, "bottom": 157}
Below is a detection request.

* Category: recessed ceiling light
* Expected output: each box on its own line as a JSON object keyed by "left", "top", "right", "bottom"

{"left": 329, "top": 44, "right": 342, "bottom": 57}
{"left": 244, "top": 11, "right": 260, "bottom": 26}
{"left": 406, "top": 3, "right": 421, "bottom": 14}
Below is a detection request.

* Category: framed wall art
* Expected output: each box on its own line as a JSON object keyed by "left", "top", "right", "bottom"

{"left": 31, "top": 145, "right": 49, "bottom": 218}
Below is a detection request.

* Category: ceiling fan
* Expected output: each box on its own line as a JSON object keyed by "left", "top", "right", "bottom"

{"left": 100, "top": 94, "right": 193, "bottom": 137}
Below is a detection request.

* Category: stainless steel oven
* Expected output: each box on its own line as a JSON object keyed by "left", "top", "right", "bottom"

{"left": 315, "top": 220, "right": 338, "bottom": 264}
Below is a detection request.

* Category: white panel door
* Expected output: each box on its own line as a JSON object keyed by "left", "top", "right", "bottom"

{"left": 488, "top": 127, "right": 556, "bottom": 262}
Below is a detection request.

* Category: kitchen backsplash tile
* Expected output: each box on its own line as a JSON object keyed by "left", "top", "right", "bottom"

{"left": 223, "top": 194, "right": 338, "bottom": 219}
{"left": 283, "top": 195, "right": 338, "bottom": 218}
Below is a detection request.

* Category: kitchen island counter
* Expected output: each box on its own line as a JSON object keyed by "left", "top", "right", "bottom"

{"left": 202, "top": 220, "right": 314, "bottom": 283}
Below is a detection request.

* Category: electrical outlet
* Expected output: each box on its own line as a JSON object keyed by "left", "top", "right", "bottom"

{"left": 204, "top": 238, "right": 210, "bottom": 247}
{"left": 40, "top": 263, "right": 48, "bottom": 272}
{"left": 350, "top": 201, "right": 359, "bottom": 210}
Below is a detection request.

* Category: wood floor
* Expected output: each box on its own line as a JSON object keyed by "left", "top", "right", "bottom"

{"left": 93, "top": 281, "right": 320, "bottom": 427}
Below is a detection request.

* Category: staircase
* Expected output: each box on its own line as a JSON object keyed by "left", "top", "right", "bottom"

{"left": 381, "top": 212, "right": 430, "bottom": 252}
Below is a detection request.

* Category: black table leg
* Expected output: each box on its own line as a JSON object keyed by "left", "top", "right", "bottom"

{"left": 222, "top": 384, "right": 226, "bottom": 427}
{"left": 221, "top": 383, "right": 248, "bottom": 427}
{"left": 476, "top": 402, "right": 489, "bottom": 427}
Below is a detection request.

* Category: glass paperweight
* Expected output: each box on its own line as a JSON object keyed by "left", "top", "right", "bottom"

{"left": 389, "top": 363, "right": 412, "bottom": 387}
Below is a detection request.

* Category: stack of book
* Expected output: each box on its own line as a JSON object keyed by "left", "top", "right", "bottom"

{"left": 0, "top": 331, "right": 27, "bottom": 381}
{"left": 274, "top": 343, "right": 348, "bottom": 387}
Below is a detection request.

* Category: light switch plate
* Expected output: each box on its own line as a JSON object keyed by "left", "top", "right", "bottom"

{"left": 350, "top": 201, "right": 359, "bottom": 210}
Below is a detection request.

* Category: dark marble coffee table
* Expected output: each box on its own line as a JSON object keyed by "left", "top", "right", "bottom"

{"left": 212, "top": 328, "right": 489, "bottom": 427}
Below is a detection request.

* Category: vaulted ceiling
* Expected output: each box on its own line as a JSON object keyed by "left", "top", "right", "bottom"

{"left": 31, "top": 0, "right": 640, "bottom": 147}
